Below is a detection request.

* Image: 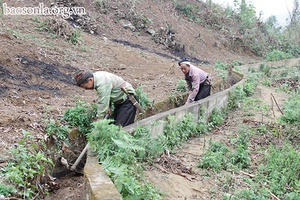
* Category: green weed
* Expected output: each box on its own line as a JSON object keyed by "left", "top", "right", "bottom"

{"left": 0, "top": 182, "right": 17, "bottom": 197}
{"left": 228, "top": 85, "right": 246, "bottom": 110}
{"left": 1, "top": 131, "right": 54, "bottom": 199}
{"left": 63, "top": 101, "right": 97, "bottom": 134}
{"left": 227, "top": 189, "right": 268, "bottom": 200}
{"left": 264, "top": 49, "right": 293, "bottom": 61}
{"left": 87, "top": 119, "right": 163, "bottom": 199}
{"left": 69, "top": 30, "right": 82, "bottom": 45}
{"left": 133, "top": 125, "right": 167, "bottom": 160}
{"left": 45, "top": 120, "right": 70, "bottom": 149}
{"left": 213, "top": 61, "right": 229, "bottom": 80}
{"left": 241, "top": 97, "right": 261, "bottom": 116}
{"left": 243, "top": 79, "right": 257, "bottom": 96}
{"left": 208, "top": 108, "right": 225, "bottom": 129}
{"left": 230, "top": 132, "right": 250, "bottom": 169}
{"left": 232, "top": 60, "right": 244, "bottom": 67}
{"left": 163, "top": 113, "right": 203, "bottom": 149}
{"left": 198, "top": 140, "right": 230, "bottom": 172}
{"left": 169, "top": 91, "right": 186, "bottom": 107}
{"left": 173, "top": 1, "right": 201, "bottom": 22}
{"left": 176, "top": 79, "right": 187, "bottom": 92}
{"left": 259, "top": 143, "right": 300, "bottom": 197}
{"left": 198, "top": 130, "right": 250, "bottom": 172}
{"left": 279, "top": 93, "right": 300, "bottom": 125}
{"left": 135, "top": 85, "right": 153, "bottom": 111}
{"left": 259, "top": 63, "right": 271, "bottom": 77}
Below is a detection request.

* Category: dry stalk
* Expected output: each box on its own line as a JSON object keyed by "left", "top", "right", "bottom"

{"left": 270, "top": 93, "right": 283, "bottom": 115}
{"left": 270, "top": 192, "right": 281, "bottom": 200}
{"left": 239, "top": 170, "right": 255, "bottom": 178}
{"left": 270, "top": 94, "right": 276, "bottom": 118}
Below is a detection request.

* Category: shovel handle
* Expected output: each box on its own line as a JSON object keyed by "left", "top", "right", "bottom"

{"left": 70, "top": 143, "right": 90, "bottom": 171}
{"left": 70, "top": 115, "right": 109, "bottom": 171}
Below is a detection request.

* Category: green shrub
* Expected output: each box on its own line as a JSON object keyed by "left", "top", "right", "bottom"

{"left": 63, "top": 101, "right": 97, "bottom": 134}
{"left": 135, "top": 85, "right": 153, "bottom": 110}
{"left": 208, "top": 108, "right": 225, "bottom": 128}
{"left": 1, "top": 131, "right": 54, "bottom": 199}
{"left": 261, "top": 143, "right": 300, "bottom": 197}
{"left": 213, "top": 61, "right": 228, "bottom": 80}
{"left": 163, "top": 113, "right": 201, "bottom": 149}
{"left": 279, "top": 93, "right": 300, "bottom": 125}
{"left": 229, "top": 189, "right": 268, "bottom": 200}
{"left": 264, "top": 50, "right": 293, "bottom": 61}
{"left": 88, "top": 120, "right": 162, "bottom": 200}
{"left": 198, "top": 140, "right": 229, "bottom": 172}
{"left": 45, "top": 120, "right": 70, "bottom": 149}
{"left": 176, "top": 79, "right": 187, "bottom": 92}
{"left": 243, "top": 79, "right": 257, "bottom": 96}
{"left": 228, "top": 85, "right": 246, "bottom": 110}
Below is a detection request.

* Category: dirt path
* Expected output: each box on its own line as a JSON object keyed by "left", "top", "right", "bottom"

{"left": 0, "top": 1, "right": 296, "bottom": 197}
{"left": 144, "top": 83, "right": 288, "bottom": 199}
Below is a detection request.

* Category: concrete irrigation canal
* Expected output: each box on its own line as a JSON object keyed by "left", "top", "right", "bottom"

{"left": 83, "top": 70, "right": 244, "bottom": 200}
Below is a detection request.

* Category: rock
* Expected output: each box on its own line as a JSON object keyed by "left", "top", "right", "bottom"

{"left": 119, "top": 19, "right": 136, "bottom": 31}
{"left": 146, "top": 28, "right": 156, "bottom": 36}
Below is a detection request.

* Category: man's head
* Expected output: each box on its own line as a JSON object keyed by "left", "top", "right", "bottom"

{"left": 74, "top": 70, "right": 94, "bottom": 89}
{"left": 178, "top": 58, "right": 191, "bottom": 75}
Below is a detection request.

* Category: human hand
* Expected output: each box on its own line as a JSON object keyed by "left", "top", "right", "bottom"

{"left": 107, "top": 108, "right": 112, "bottom": 117}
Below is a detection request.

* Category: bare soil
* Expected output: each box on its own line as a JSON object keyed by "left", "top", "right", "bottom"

{"left": 0, "top": 0, "right": 268, "bottom": 199}
{"left": 143, "top": 84, "right": 288, "bottom": 200}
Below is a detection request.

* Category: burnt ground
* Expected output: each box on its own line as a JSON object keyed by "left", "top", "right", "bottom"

{"left": 0, "top": 0, "right": 265, "bottom": 199}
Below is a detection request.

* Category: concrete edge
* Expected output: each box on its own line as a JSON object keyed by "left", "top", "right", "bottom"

{"left": 123, "top": 76, "right": 246, "bottom": 133}
{"left": 84, "top": 155, "right": 122, "bottom": 200}
{"left": 84, "top": 70, "right": 246, "bottom": 200}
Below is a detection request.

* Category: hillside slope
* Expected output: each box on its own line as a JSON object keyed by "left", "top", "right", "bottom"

{"left": 0, "top": 0, "right": 260, "bottom": 152}
{"left": 0, "top": 1, "right": 267, "bottom": 199}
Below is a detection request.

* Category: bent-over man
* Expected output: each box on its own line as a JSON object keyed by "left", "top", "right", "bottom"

{"left": 74, "top": 70, "right": 137, "bottom": 127}
{"left": 178, "top": 58, "right": 212, "bottom": 104}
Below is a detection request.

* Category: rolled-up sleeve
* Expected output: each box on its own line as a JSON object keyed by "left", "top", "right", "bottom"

{"left": 96, "top": 83, "right": 112, "bottom": 118}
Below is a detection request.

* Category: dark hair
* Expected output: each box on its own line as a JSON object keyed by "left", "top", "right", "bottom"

{"left": 178, "top": 58, "right": 190, "bottom": 66}
{"left": 74, "top": 70, "right": 93, "bottom": 86}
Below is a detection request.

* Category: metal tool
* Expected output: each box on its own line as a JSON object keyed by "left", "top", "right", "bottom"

{"left": 70, "top": 115, "right": 108, "bottom": 171}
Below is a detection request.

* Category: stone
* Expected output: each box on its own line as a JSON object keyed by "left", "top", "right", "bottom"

{"left": 119, "top": 19, "right": 136, "bottom": 31}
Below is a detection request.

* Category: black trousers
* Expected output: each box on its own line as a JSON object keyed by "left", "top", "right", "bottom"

{"left": 195, "top": 83, "right": 211, "bottom": 101}
{"left": 113, "top": 98, "right": 136, "bottom": 127}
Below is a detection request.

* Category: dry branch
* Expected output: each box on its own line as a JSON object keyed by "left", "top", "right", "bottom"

{"left": 270, "top": 192, "right": 281, "bottom": 200}
{"left": 239, "top": 170, "right": 255, "bottom": 178}
{"left": 270, "top": 93, "right": 283, "bottom": 115}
